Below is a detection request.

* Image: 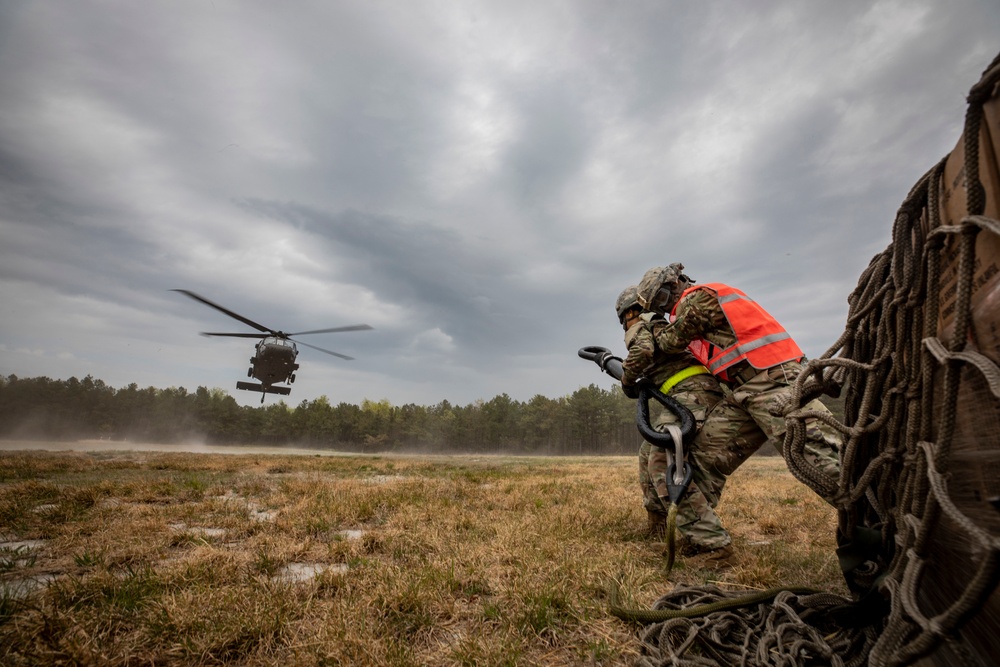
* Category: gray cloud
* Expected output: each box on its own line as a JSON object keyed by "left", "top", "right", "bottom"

{"left": 234, "top": 200, "right": 525, "bottom": 347}
{"left": 1, "top": 0, "right": 998, "bottom": 406}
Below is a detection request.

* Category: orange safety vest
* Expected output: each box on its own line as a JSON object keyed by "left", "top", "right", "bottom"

{"left": 673, "top": 283, "right": 803, "bottom": 380}
{"left": 686, "top": 338, "right": 713, "bottom": 367}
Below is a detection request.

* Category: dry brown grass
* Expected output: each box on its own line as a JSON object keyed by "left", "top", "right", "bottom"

{"left": 0, "top": 446, "right": 846, "bottom": 666}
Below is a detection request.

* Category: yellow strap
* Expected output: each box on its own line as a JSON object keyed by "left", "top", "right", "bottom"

{"left": 659, "top": 365, "right": 710, "bottom": 395}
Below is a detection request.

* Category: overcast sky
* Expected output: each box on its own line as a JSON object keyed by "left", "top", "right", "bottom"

{"left": 1, "top": 1, "right": 998, "bottom": 409}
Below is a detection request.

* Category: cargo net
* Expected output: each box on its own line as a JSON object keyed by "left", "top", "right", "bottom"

{"left": 634, "top": 53, "right": 1000, "bottom": 666}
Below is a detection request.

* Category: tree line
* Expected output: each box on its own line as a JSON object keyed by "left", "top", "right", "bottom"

{"left": 0, "top": 374, "right": 655, "bottom": 456}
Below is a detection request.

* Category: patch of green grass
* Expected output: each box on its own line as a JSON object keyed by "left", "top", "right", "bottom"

{"left": 180, "top": 473, "right": 209, "bottom": 496}
{"left": 0, "top": 481, "right": 61, "bottom": 529}
{"left": 250, "top": 548, "right": 282, "bottom": 577}
{"left": 515, "top": 587, "right": 575, "bottom": 638}
{"left": 72, "top": 550, "right": 104, "bottom": 568}
{"left": 579, "top": 637, "right": 617, "bottom": 663}
{"left": 0, "top": 585, "right": 26, "bottom": 626}
{"left": 378, "top": 590, "right": 436, "bottom": 638}
{"left": 483, "top": 600, "right": 503, "bottom": 622}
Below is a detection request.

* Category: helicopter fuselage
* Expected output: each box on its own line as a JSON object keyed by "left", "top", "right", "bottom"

{"left": 250, "top": 337, "right": 299, "bottom": 387}
{"left": 172, "top": 289, "right": 370, "bottom": 402}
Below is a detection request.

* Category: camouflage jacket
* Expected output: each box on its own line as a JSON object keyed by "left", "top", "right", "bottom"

{"left": 622, "top": 314, "right": 702, "bottom": 390}
{"left": 649, "top": 288, "right": 738, "bottom": 356}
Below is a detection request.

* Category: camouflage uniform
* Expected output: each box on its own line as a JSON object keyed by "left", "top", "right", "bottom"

{"left": 624, "top": 315, "right": 762, "bottom": 551}
{"left": 649, "top": 288, "right": 842, "bottom": 503}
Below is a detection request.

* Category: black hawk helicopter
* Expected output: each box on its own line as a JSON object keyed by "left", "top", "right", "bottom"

{"left": 172, "top": 289, "right": 372, "bottom": 403}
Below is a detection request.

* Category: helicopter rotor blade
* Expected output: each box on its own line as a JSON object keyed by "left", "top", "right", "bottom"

{"left": 200, "top": 332, "right": 268, "bottom": 339}
{"left": 291, "top": 338, "right": 356, "bottom": 361}
{"left": 286, "top": 324, "right": 374, "bottom": 336}
{"left": 171, "top": 289, "right": 275, "bottom": 334}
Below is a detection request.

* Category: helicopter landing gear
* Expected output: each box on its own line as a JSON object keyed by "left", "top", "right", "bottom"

{"left": 247, "top": 367, "right": 253, "bottom": 377}
{"left": 289, "top": 374, "right": 296, "bottom": 383}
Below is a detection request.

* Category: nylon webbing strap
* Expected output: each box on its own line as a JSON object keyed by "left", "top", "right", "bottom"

{"left": 658, "top": 365, "right": 710, "bottom": 395}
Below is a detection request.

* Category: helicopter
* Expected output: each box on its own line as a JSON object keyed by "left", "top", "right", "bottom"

{"left": 172, "top": 289, "right": 373, "bottom": 403}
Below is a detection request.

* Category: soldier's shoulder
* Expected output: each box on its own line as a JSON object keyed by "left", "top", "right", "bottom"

{"left": 625, "top": 321, "right": 655, "bottom": 348}
{"left": 680, "top": 287, "right": 721, "bottom": 311}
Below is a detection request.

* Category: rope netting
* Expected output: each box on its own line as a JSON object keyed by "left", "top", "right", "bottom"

{"left": 632, "top": 52, "right": 1000, "bottom": 666}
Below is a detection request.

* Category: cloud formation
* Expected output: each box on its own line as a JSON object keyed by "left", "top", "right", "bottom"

{"left": 2, "top": 1, "right": 998, "bottom": 406}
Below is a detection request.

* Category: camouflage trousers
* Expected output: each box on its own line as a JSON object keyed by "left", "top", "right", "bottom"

{"left": 724, "top": 361, "right": 842, "bottom": 505}
{"left": 639, "top": 373, "right": 763, "bottom": 551}
{"left": 640, "top": 363, "right": 843, "bottom": 550}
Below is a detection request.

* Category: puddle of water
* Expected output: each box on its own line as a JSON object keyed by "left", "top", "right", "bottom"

{"left": 0, "top": 539, "right": 47, "bottom": 551}
{"left": 2, "top": 573, "right": 61, "bottom": 599}
{"left": 169, "top": 524, "right": 225, "bottom": 538}
{"left": 213, "top": 493, "right": 277, "bottom": 522}
{"left": 366, "top": 475, "right": 407, "bottom": 484}
{"left": 273, "top": 562, "right": 348, "bottom": 583}
{"left": 195, "top": 527, "right": 226, "bottom": 537}
{"left": 336, "top": 530, "right": 364, "bottom": 541}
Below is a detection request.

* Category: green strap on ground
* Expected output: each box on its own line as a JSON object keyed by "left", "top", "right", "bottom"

{"left": 609, "top": 583, "right": 824, "bottom": 624}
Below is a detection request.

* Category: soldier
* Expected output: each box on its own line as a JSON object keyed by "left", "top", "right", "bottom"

{"left": 636, "top": 264, "right": 842, "bottom": 505}
{"left": 616, "top": 285, "right": 766, "bottom": 567}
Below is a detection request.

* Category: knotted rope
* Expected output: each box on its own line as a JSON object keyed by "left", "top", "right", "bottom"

{"left": 623, "top": 51, "right": 1000, "bottom": 666}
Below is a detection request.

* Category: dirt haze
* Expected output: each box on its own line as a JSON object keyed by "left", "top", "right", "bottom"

{"left": 0, "top": 439, "right": 354, "bottom": 458}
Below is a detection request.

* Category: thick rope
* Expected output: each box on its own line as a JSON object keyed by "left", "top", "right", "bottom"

{"left": 624, "top": 585, "right": 879, "bottom": 667}
{"left": 609, "top": 582, "right": 824, "bottom": 624}
{"left": 620, "top": 51, "right": 1000, "bottom": 667}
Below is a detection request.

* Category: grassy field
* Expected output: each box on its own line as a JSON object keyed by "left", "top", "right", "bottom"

{"left": 0, "top": 443, "right": 846, "bottom": 666}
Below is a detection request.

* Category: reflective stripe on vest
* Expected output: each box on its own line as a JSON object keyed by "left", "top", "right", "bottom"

{"left": 658, "top": 364, "right": 710, "bottom": 395}
{"left": 707, "top": 331, "right": 793, "bottom": 373}
{"left": 673, "top": 283, "right": 803, "bottom": 378}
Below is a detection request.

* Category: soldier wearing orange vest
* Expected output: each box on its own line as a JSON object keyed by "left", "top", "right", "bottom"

{"left": 636, "top": 264, "right": 841, "bottom": 505}
{"left": 617, "top": 284, "right": 764, "bottom": 567}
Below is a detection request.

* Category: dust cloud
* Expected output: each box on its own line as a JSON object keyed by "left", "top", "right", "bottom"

{"left": 0, "top": 439, "right": 354, "bottom": 457}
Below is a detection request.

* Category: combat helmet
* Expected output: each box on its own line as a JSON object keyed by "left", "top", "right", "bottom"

{"left": 636, "top": 263, "right": 692, "bottom": 315}
{"left": 615, "top": 285, "right": 641, "bottom": 329}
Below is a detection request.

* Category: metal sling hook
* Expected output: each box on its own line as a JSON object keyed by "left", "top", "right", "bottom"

{"left": 578, "top": 345, "right": 697, "bottom": 502}
{"left": 637, "top": 386, "right": 695, "bottom": 503}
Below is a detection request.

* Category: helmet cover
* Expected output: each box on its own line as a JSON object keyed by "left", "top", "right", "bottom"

{"left": 636, "top": 263, "right": 688, "bottom": 314}
{"left": 615, "top": 285, "right": 641, "bottom": 320}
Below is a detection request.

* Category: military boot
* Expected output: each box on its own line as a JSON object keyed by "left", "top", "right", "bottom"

{"left": 646, "top": 510, "right": 668, "bottom": 539}
{"left": 687, "top": 544, "right": 735, "bottom": 570}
